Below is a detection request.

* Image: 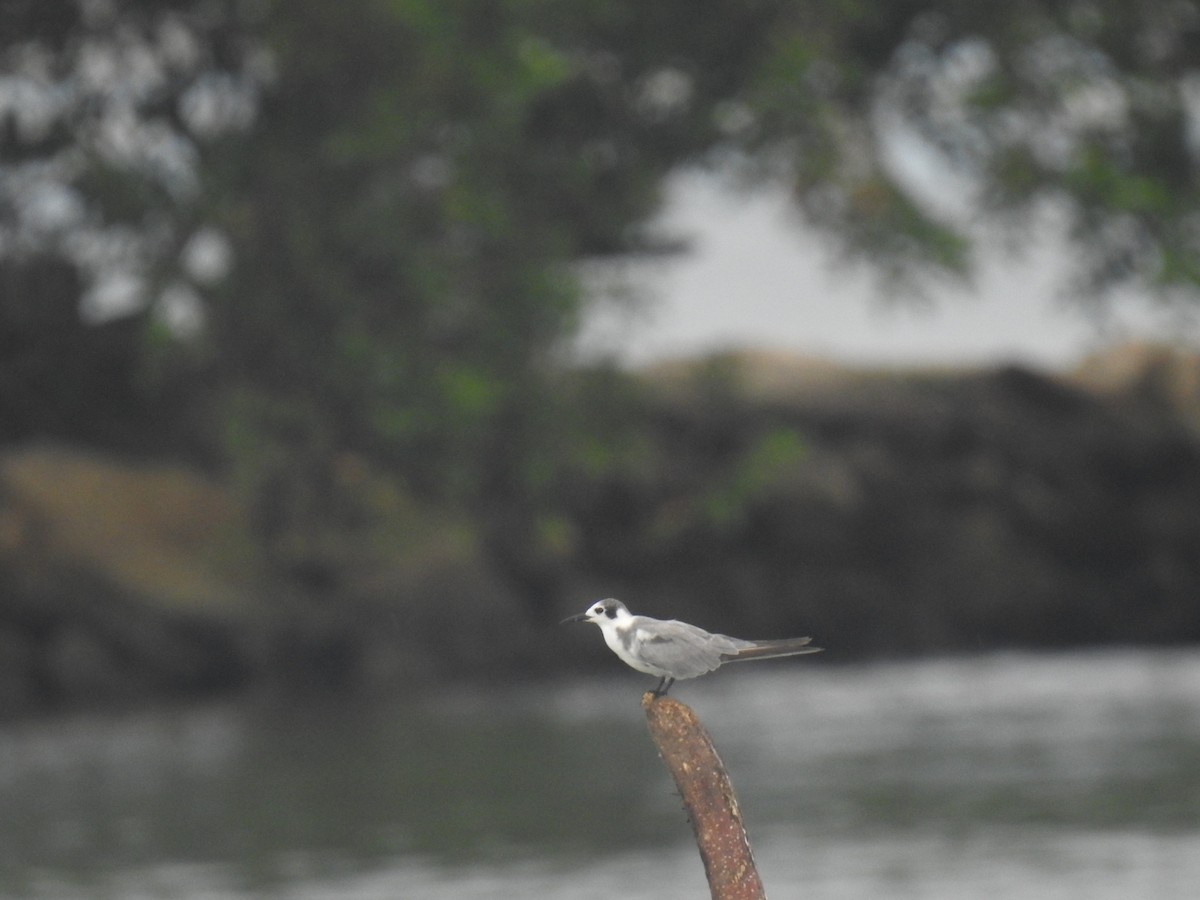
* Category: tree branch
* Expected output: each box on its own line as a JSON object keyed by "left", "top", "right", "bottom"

{"left": 642, "top": 692, "right": 767, "bottom": 900}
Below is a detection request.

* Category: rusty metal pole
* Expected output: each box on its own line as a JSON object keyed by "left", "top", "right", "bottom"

{"left": 642, "top": 692, "right": 767, "bottom": 900}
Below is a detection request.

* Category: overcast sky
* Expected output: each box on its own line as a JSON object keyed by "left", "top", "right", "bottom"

{"left": 576, "top": 171, "right": 1199, "bottom": 372}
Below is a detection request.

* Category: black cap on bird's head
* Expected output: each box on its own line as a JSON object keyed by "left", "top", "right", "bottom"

{"left": 560, "top": 597, "right": 628, "bottom": 625}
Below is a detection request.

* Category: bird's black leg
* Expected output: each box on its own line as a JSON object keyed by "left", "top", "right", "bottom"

{"left": 650, "top": 676, "right": 674, "bottom": 697}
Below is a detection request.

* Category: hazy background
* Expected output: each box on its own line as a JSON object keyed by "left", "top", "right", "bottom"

{"left": 2, "top": 2, "right": 1200, "bottom": 897}
{"left": 578, "top": 171, "right": 1200, "bottom": 367}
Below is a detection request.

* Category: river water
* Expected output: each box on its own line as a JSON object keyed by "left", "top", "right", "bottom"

{"left": 2, "top": 649, "right": 1198, "bottom": 899}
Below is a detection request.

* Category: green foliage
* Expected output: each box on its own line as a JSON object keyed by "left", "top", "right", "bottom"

{"left": 732, "top": 0, "right": 1200, "bottom": 297}
{"left": 700, "top": 427, "right": 809, "bottom": 528}
{"left": 3, "top": 0, "right": 1199, "bottom": 575}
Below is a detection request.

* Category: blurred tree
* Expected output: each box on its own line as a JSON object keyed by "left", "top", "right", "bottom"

{"left": 193, "top": 0, "right": 789, "bottom": 573}
{"left": 731, "top": 0, "right": 1200, "bottom": 301}
{"left": 0, "top": 0, "right": 262, "bottom": 450}
{"left": 2, "top": 0, "right": 1198, "bottom": 578}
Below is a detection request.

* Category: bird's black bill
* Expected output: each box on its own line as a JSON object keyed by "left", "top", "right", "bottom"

{"left": 560, "top": 613, "right": 589, "bottom": 624}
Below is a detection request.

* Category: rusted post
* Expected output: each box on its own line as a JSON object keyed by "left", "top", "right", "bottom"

{"left": 642, "top": 692, "right": 767, "bottom": 900}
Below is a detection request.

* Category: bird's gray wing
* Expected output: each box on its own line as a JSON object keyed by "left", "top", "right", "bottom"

{"left": 629, "top": 618, "right": 748, "bottom": 679}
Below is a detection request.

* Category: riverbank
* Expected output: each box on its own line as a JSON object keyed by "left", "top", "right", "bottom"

{"left": 1, "top": 343, "right": 1199, "bottom": 715}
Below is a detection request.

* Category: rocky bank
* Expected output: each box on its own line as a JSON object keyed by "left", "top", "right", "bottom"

{"left": 2, "top": 343, "right": 1199, "bottom": 714}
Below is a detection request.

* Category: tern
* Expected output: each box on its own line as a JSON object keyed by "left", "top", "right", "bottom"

{"left": 562, "top": 598, "right": 821, "bottom": 695}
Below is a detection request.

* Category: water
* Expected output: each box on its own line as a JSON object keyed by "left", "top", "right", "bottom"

{"left": 1, "top": 650, "right": 1198, "bottom": 898}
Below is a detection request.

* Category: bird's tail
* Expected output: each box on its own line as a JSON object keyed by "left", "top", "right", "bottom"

{"left": 721, "top": 636, "right": 822, "bottom": 663}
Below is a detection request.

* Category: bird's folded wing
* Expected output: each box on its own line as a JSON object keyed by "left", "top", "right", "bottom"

{"left": 631, "top": 622, "right": 738, "bottom": 678}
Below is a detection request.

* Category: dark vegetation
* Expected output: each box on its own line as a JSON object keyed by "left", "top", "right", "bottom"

{"left": 2, "top": 1, "right": 1199, "bottom": 712}
{"left": 2, "top": 347, "right": 1200, "bottom": 715}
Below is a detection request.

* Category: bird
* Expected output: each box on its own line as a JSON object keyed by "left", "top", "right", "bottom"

{"left": 561, "top": 598, "right": 821, "bottom": 696}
